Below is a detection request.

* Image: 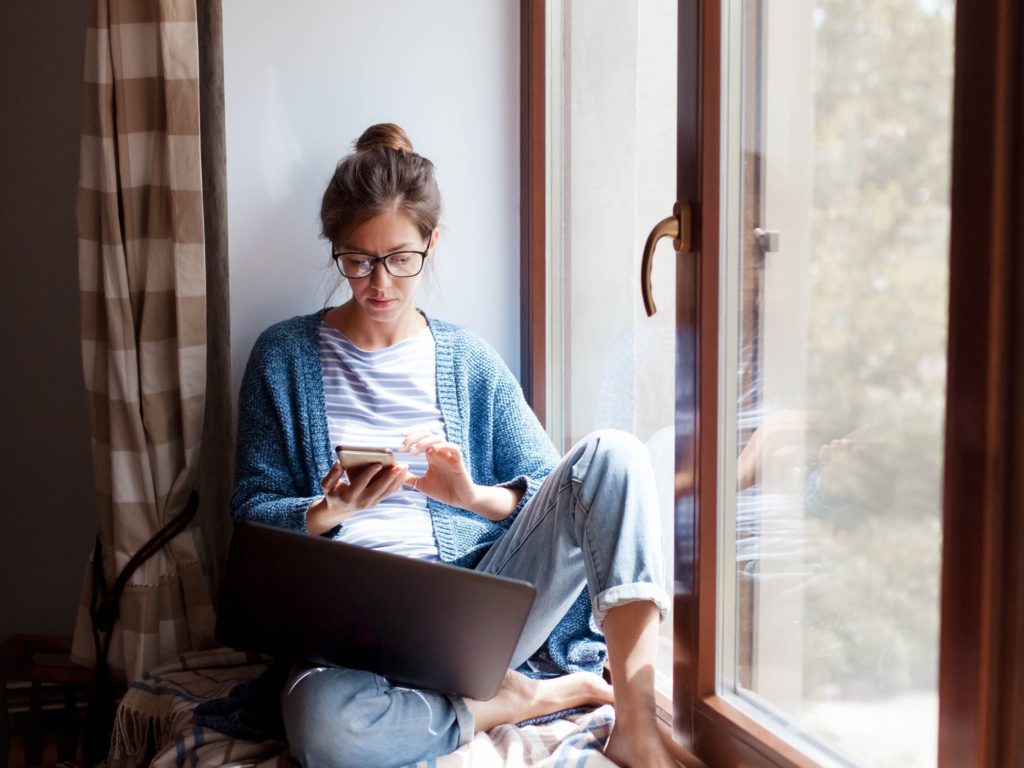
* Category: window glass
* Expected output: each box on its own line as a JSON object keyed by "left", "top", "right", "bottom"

{"left": 546, "top": 0, "right": 678, "bottom": 694}
{"left": 718, "top": 1, "right": 954, "bottom": 764}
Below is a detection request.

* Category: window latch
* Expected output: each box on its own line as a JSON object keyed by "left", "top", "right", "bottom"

{"left": 753, "top": 227, "right": 780, "bottom": 253}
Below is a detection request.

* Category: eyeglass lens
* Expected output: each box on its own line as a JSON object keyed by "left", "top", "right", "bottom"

{"left": 336, "top": 251, "right": 425, "bottom": 278}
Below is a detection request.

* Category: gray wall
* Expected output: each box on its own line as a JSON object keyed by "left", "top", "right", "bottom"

{"left": 0, "top": 1, "right": 523, "bottom": 644}
{"left": 223, "top": 0, "right": 522, "bottom": 394}
{"left": 0, "top": 1, "right": 96, "bottom": 640}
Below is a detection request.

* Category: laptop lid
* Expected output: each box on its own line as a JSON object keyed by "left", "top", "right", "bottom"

{"left": 215, "top": 521, "right": 536, "bottom": 700}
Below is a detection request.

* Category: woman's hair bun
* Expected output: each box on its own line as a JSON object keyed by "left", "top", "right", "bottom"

{"left": 354, "top": 123, "right": 415, "bottom": 153}
{"left": 321, "top": 123, "right": 440, "bottom": 245}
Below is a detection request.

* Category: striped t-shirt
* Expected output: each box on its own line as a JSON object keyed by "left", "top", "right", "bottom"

{"left": 318, "top": 322, "right": 444, "bottom": 560}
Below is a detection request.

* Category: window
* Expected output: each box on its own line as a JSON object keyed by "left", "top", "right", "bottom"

{"left": 526, "top": 0, "right": 680, "bottom": 700}
{"left": 522, "top": 0, "right": 1024, "bottom": 765}
{"left": 717, "top": 1, "right": 952, "bottom": 764}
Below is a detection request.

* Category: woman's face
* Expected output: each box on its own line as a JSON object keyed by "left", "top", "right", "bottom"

{"left": 336, "top": 209, "right": 437, "bottom": 329}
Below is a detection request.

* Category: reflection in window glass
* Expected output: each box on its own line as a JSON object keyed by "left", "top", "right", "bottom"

{"left": 546, "top": 0, "right": 678, "bottom": 696}
{"left": 720, "top": 1, "right": 954, "bottom": 765}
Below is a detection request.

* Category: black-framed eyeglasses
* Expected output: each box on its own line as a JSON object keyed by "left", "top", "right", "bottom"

{"left": 332, "top": 240, "right": 430, "bottom": 279}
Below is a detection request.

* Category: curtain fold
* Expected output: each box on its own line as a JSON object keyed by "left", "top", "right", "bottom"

{"left": 72, "top": 0, "right": 216, "bottom": 683}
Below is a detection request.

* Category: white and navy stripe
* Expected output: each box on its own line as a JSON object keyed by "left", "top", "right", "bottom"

{"left": 319, "top": 323, "right": 444, "bottom": 560}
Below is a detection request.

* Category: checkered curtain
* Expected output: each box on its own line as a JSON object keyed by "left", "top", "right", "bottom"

{"left": 71, "top": 0, "right": 216, "bottom": 682}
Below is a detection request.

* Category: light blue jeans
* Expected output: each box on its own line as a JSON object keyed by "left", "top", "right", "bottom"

{"left": 281, "top": 429, "right": 668, "bottom": 768}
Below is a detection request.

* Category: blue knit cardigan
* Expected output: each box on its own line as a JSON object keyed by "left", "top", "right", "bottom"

{"left": 231, "top": 310, "right": 606, "bottom": 675}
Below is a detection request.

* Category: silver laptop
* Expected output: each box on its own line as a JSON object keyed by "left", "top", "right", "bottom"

{"left": 215, "top": 521, "right": 536, "bottom": 700}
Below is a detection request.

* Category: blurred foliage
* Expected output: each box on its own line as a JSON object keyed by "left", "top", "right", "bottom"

{"left": 797, "top": 0, "right": 954, "bottom": 701}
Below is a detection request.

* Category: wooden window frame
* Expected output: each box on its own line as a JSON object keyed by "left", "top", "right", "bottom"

{"left": 520, "top": 0, "right": 546, "bottom": 423}
{"left": 678, "top": 2, "right": 1024, "bottom": 765}
{"left": 935, "top": 1, "right": 1024, "bottom": 764}
{"left": 521, "top": 0, "right": 1024, "bottom": 765}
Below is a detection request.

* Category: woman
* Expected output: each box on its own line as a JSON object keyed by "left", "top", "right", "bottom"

{"left": 233, "top": 123, "right": 682, "bottom": 768}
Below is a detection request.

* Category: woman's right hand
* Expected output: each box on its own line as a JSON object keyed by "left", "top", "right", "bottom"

{"left": 306, "top": 460, "right": 407, "bottom": 536}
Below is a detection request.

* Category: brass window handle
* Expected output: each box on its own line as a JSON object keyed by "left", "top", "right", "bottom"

{"left": 641, "top": 201, "right": 692, "bottom": 316}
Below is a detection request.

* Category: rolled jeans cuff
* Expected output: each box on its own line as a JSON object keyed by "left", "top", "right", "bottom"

{"left": 593, "top": 583, "right": 670, "bottom": 628}
{"left": 446, "top": 693, "right": 475, "bottom": 746}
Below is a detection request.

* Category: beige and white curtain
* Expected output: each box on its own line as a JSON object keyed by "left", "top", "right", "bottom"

{"left": 72, "top": 0, "right": 216, "bottom": 682}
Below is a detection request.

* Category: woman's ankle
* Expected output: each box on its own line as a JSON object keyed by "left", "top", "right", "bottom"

{"left": 605, "top": 717, "right": 680, "bottom": 768}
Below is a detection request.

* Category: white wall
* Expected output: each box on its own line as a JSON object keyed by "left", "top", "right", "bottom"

{"left": 223, "top": 0, "right": 521, "bottom": 399}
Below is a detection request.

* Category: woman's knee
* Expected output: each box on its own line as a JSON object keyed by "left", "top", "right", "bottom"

{"left": 282, "top": 669, "right": 391, "bottom": 768}
{"left": 572, "top": 429, "right": 658, "bottom": 527}
{"left": 285, "top": 707, "right": 384, "bottom": 768}
{"left": 579, "top": 429, "right": 649, "bottom": 475}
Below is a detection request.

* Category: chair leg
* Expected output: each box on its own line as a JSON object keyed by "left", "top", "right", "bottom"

{"left": 26, "top": 682, "right": 43, "bottom": 766}
{"left": 0, "top": 683, "right": 11, "bottom": 768}
{"left": 58, "top": 686, "right": 78, "bottom": 762}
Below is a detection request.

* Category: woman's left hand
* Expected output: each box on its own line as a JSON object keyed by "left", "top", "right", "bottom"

{"left": 399, "top": 431, "right": 478, "bottom": 509}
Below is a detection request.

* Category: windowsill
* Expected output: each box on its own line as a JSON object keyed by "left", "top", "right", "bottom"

{"left": 657, "top": 690, "right": 710, "bottom": 767}
{"left": 656, "top": 689, "right": 673, "bottom": 726}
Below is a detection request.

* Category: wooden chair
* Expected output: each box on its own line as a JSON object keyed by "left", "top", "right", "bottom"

{"left": 0, "top": 635, "right": 94, "bottom": 767}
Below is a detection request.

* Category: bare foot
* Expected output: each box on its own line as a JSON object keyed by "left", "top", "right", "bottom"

{"left": 605, "top": 717, "right": 700, "bottom": 768}
{"left": 466, "top": 669, "right": 613, "bottom": 733}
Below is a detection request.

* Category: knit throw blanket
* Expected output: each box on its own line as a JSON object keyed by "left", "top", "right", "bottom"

{"left": 108, "top": 647, "right": 620, "bottom": 768}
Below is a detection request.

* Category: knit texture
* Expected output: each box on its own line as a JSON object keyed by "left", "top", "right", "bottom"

{"left": 232, "top": 310, "right": 606, "bottom": 675}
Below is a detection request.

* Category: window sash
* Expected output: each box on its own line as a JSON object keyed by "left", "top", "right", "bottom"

{"left": 519, "top": 0, "right": 1024, "bottom": 764}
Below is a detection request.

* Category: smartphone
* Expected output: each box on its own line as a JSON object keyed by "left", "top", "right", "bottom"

{"left": 335, "top": 445, "right": 396, "bottom": 472}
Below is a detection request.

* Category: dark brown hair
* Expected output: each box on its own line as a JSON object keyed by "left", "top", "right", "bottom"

{"left": 320, "top": 123, "right": 442, "bottom": 246}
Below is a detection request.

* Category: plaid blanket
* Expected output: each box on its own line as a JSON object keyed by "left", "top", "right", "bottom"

{"left": 109, "top": 648, "right": 619, "bottom": 768}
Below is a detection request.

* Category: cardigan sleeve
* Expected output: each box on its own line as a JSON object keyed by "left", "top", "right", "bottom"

{"left": 230, "top": 330, "right": 320, "bottom": 533}
{"left": 484, "top": 345, "right": 560, "bottom": 524}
